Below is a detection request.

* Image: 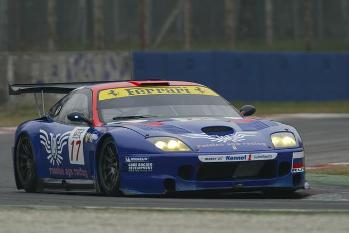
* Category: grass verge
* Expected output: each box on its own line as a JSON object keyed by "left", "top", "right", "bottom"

{"left": 0, "top": 105, "right": 38, "bottom": 127}
{"left": 307, "top": 165, "right": 349, "bottom": 176}
{"left": 307, "top": 165, "right": 349, "bottom": 187}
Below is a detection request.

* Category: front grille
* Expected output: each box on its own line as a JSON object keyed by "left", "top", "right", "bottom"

{"left": 197, "top": 160, "right": 277, "bottom": 181}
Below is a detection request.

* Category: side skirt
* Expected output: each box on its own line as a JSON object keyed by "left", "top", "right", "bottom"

{"left": 41, "top": 178, "right": 97, "bottom": 192}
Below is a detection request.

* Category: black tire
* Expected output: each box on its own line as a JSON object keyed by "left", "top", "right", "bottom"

{"left": 15, "top": 134, "right": 41, "bottom": 192}
{"left": 97, "top": 138, "right": 121, "bottom": 196}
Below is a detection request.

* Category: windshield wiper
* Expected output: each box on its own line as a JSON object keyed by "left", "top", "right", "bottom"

{"left": 112, "top": 115, "right": 157, "bottom": 120}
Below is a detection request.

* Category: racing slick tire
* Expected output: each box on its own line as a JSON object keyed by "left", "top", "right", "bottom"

{"left": 97, "top": 138, "right": 121, "bottom": 196}
{"left": 15, "top": 134, "right": 42, "bottom": 193}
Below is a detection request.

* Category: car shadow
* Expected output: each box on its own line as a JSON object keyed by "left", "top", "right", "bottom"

{"left": 27, "top": 189, "right": 310, "bottom": 199}
{"left": 133, "top": 190, "right": 311, "bottom": 199}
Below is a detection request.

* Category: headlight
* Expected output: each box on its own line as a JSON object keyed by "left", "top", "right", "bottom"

{"left": 271, "top": 132, "right": 297, "bottom": 148}
{"left": 148, "top": 137, "right": 191, "bottom": 152}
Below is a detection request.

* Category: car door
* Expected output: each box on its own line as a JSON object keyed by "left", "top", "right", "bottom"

{"left": 39, "top": 88, "right": 93, "bottom": 180}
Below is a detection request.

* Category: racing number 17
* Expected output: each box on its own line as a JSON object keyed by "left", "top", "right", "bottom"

{"left": 70, "top": 140, "right": 81, "bottom": 161}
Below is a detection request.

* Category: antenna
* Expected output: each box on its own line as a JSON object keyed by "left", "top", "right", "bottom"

{"left": 41, "top": 90, "right": 45, "bottom": 116}
{"left": 33, "top": 93, "right": 45, "bottom": 117}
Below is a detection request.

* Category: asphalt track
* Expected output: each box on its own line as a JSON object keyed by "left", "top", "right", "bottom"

{"left": 0, "top": 116, "right": 349, "bottom": 210}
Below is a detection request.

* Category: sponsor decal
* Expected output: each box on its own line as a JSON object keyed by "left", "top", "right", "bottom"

{"left": 68, "top": 127, "right": 89, "bottom": 165}
{"left": 292, "top": 168, "right": 305, "bottom": 173}
{"left": 197, "top": 143, "right": 225, "bottom": 148}
{"left": 235, "top": 142, "right": 267, "bottom": 147}
{"left": 182, "top": 132, "right": 258, "bottom": 143}
{"left": 226, "top": 155, "right": 249, "bottom": 161}
{"left": 198, "top": 153, "right": 277, "bottom": 162}
{"left": 196, "top": 142, "right": 267, "bottom": 150}
{"left": 84, "top": 132, "right": 99, "bottom": 143}
{"left": 252, "top": 154, "right": 278, "bottom": 160}
{"left": 127, "top": 162, "right": 153, "bottom": 172}
{"left": 48, "top": 167, "right": 88, "bottom": 178}
{"left": 40, "top": 127, "right": 89, "bottom": 166}
{"left": 99, "top": 86, "right": 218, "bottom": 101}
{"left": 40, "top": 129, "right": 71, "bottom": 166}
{"left": 124, "top": 156, "right": 152, "bottom": 172}
{"left": 125, "top": 156, "right": 149, "bottom": 162}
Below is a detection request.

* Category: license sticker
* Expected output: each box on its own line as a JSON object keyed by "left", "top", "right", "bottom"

{"left": 99, "top": 86, "right": 218, "bottom": 101}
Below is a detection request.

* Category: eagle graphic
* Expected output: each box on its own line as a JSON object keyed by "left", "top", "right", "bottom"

{"left": 182, "top": 132, "right": 258, "bottom": 143}
{"left": 39, "top": 129, "right": 71, "bottom": 166}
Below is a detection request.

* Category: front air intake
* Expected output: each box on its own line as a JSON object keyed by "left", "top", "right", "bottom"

{"left": 197, "top": 160, "right": 277, "bottom": 181}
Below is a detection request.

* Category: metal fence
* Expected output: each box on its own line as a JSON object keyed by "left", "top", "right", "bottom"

{"left": 0, "top": 0, "right": 348, "bottom": 52}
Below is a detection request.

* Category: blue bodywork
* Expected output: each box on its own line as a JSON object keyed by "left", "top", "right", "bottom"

{"left": 14, "top": 116, "right": 305, "bottom": 195}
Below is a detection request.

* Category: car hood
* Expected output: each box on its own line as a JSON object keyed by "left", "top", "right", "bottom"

{"left": 107, "top": 117, "right": 293, "bottom": 152}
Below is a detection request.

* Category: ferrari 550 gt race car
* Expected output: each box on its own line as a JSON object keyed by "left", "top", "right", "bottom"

{"left": 9, "top": 80, "right": 305, "bottom": 196}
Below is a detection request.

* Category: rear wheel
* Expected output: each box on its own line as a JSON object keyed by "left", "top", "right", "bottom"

{"left": 15, "top": 135, "right": 41, "bottom": 192}
{"left": 97, "top": 138, "right": 120, "bottom": 196}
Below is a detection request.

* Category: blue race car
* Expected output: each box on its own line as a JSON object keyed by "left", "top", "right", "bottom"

{"left": 9, "top": 80, "right": 305, "bottom": 196}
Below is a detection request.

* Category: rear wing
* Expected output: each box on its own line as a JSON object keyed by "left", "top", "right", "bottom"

{"left": 8, "top": 80, "right": 130, "bottom": 117}
{"left": 8, "top": 81, "right": 124, "bottom": 95}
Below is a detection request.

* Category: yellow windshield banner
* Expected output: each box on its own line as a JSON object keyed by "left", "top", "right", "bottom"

{"left": 99, "top": 86, "right": 219, "bottom": 101}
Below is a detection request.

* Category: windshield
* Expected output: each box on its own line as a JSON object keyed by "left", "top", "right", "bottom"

{"left": 98, "top": 85, "right": 241, "bottom": 123}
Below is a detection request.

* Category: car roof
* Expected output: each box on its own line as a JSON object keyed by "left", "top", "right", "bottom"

{"left": 89, "top": 80, "right": 202, "bottom": 92}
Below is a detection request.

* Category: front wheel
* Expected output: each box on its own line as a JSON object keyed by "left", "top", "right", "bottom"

{"left": 15, "top": 134, "right": 41, "bottom": 192}
{"left": 97, "top": 138, "right": 121, "bottom": 196}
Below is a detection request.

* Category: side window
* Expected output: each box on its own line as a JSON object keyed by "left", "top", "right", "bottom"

{"left": 54, "top": 89, "right": 92, "bottom": 125}
{"left": 48, "top": 96, "right": 68, "bottom": 118}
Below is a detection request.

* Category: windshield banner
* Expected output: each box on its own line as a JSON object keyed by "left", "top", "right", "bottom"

{"left": 99, "top": 86, "right": 219, "bottom": 101}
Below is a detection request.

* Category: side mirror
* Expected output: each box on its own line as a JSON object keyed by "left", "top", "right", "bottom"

{"left": 67, "top": 112, "right": 92, "bottom": 126}
{"left": 239, "top": 105, "right": 256, "bottom": 117}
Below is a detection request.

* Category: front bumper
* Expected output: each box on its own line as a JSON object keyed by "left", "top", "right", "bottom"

{"left": 119, "top": 149, "right": 305, "bottom": 195}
